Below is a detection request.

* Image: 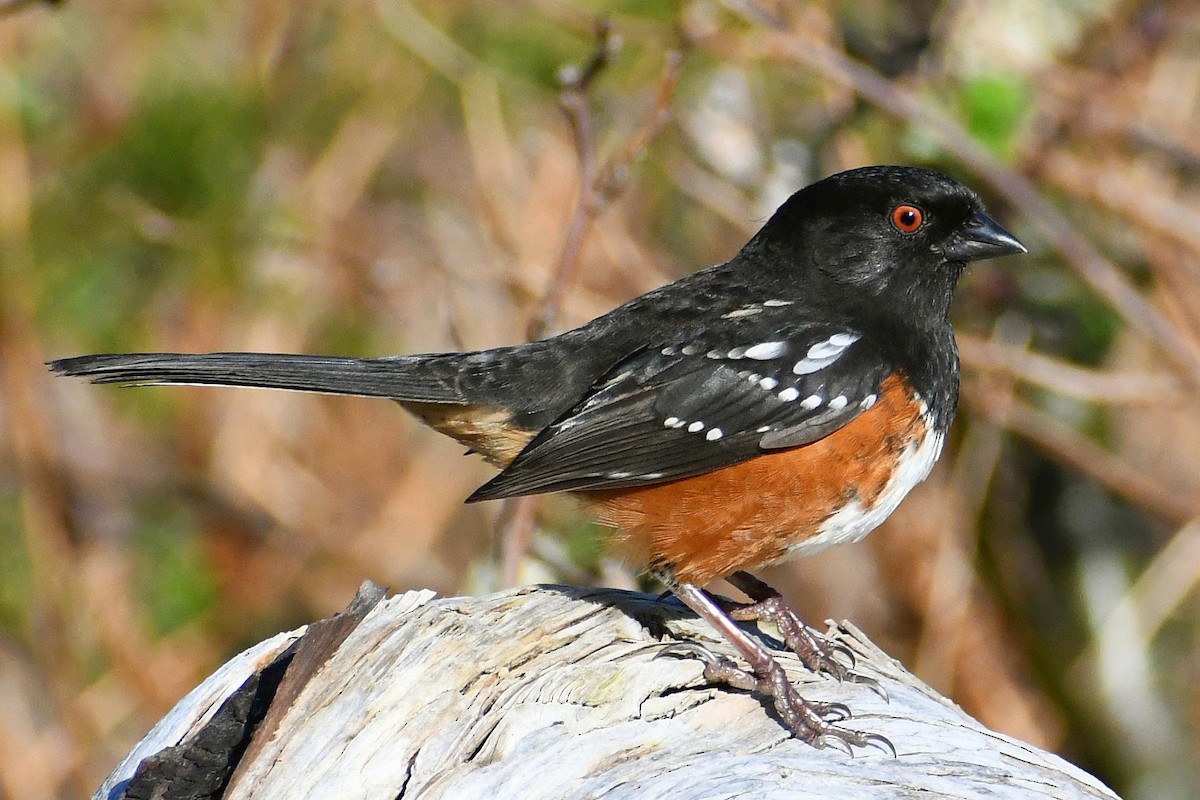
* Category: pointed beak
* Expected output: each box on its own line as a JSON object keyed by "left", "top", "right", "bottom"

{"left": 943, "top": 210, "right": 1026, "bottom": 262}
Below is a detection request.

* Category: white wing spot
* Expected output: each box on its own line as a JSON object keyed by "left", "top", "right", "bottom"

{"left": 706, "top": 428, "right": 723, "bottom": 441}
{"left": 778, "top": 387, "right": 800, "bottom": 402}
{"left": 728, "top": 346, "right": 748, "bottom": 359}
{"left": 664, "top": 416, "right": 680, "bottom": 428}
{"left": 756, "top": 425, "right": 772, "bottom": 433}
{"left": 743, "top": 341, "right": 788, "bottom": 360}
{"left": 609, "top": 471, "right": 633, "bottom": 479}
{"left": 706, "top": 349, "right": 723, "bottom": 359}
{"left": 758, "top": 376, "right": 778, "bottom": 391}
{"left": 680, "top": 344, "right": 701, "bottom": 356}
{"left": 828, "top": 395, "right": 848, "bottom": 411}
{"left": 687, "top": 421, "right": 705, "bottom": 433}
{"left": 763, "top": 299, "right": 793, "bottom": 307}
{"left": 807, "top": 332, "right": 860, "bottom": 359}
{"left": 862, "top": 393, "right": 878, "bottom": 409}
{"left": 661, "top": 346, "right": 676, "bottom": 356}
{"left": 641, "top": 472, "right": 665, "bottom": 479}
{"left": 793, "top": 355, "right": 840, "bottom": 375}
{"left": 806, "top": 342, "right": 842, "bottom": 359}
{"left": 722, "top": 305, "right": 762, "bottom": 319}
{"left": 800, "top": 394, "right": 822, "bottom": 410}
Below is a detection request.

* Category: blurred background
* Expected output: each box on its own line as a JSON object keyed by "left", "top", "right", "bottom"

{"left": 0, "top": 0, "right": 1197, "bottom": 797}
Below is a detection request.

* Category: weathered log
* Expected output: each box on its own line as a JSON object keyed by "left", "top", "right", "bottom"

{"left": 95, "top": 582, "right": 1120, "bottom": 800}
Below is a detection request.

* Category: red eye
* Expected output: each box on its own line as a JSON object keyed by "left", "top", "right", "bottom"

{"left": 890, "top": 204, "right": 924, "bottom": 233}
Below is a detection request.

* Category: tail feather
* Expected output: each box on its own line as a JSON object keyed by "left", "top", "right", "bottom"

{"left": 47, "top": 352, "right": 468, "bottom": 404}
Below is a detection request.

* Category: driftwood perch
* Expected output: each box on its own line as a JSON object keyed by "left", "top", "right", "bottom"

{"left": 95, "top": 583, "right": 1119, "bottom": 800}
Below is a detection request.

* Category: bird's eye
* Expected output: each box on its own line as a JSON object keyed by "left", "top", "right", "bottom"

{"left": 890, "top": 204, "right": 924, "bottom": 234}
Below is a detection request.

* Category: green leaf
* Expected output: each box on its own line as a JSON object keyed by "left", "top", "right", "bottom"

{"left": 959, "top": 72, "right": 1029, "bottom": 158}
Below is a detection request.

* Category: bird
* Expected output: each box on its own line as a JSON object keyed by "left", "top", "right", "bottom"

{"left": 49, "top": 165, "right": 1025, "bottom": 753}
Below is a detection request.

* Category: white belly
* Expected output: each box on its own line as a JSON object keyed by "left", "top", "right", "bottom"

{"left": 783, "top": 426, "right": 945, "bottom": 560}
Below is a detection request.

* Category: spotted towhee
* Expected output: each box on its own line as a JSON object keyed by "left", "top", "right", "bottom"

{"left": 50, "top": 165, "right": 1025, "bottom": 752}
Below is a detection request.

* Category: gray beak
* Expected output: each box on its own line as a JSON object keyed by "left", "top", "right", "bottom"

{"left": 943, "top": 210, "right": 1026, "bottom": 262}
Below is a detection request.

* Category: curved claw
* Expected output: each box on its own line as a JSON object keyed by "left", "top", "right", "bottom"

{"left": 848, "top": 672, "right": 890, "bottom": 703}
{"left": 815, "top": 701, "right": 851, "bottom": 722}
{"left": 814, "top": 733, "right": 855, "bottom": 757}
{"left": 864, "top": 732, "right": 897, "bottom": 758}
{"left": 656, "top": 641, "right": 719, "bottom": 665}
{"left": 824, "top": 639, "right": 857, "bottom": 670}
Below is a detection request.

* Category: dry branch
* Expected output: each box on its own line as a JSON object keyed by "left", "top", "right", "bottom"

{"left": 95, "top": 583, "right": 1119, "bottom": 800}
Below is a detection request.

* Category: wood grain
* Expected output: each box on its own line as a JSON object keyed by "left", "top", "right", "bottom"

{"left": 93, "top": 585, "right": 1120, "bottom": 800}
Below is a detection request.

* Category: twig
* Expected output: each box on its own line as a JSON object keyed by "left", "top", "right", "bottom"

{"left": 0, "top": 0, "right": 61, "bottom": 16}
{"left": 1069, "top": 518, "right": 1200, "bottom": 682}
{"left": 668, "top": 156, "right": 759, "bottom": 235}
{"left": 501, "top": 27, "right": 681, "bottom": 587}
{"left": 497, "top": 495, "right": 540, "bottom": 588}
{"left": 525, "top": 20, "right": 617, "bottom": 342}
{"left": 528, "top": 29, "right": 682, "bottom": 340}
{"left": 592, "top": 51, "right": 683, "bottom": 205}
{"left": 957, "top": 333, "right": 1182, "bottom": 405}
{"left": 375, "top": 0, "right": 476, "bottom": 81}
{"left": 964, "top": 385, "right": 1200, "bottom": 523}
{"left": 498, "top": 22, "right": 619, "bottom": 588}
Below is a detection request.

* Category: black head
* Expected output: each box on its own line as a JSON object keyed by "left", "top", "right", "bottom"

{"left": 750, "top": 165, "right": 1024, "bottom": 326}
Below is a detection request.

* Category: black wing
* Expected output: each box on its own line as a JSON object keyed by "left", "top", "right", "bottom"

{"left": 468, "top": 324, "right": 893, "bottom": 500}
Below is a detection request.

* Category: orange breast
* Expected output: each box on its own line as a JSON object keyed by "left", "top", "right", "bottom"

{"left": 580, "top": 374, "right": 927, "bottom": 585}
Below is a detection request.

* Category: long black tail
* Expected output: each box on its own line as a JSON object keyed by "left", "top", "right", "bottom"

{"left": 47, "top": 352, "right": 470, "bottom": 404}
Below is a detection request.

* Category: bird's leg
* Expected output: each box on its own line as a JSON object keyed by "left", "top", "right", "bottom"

{"left": 664, "top": 579, "right": 893, "bottom": 755}
{"left": 723, "top": 572, "right": 854, "bottom": 676}
{"left": 722, "top": 571, "right": 886, "bottom": 699}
